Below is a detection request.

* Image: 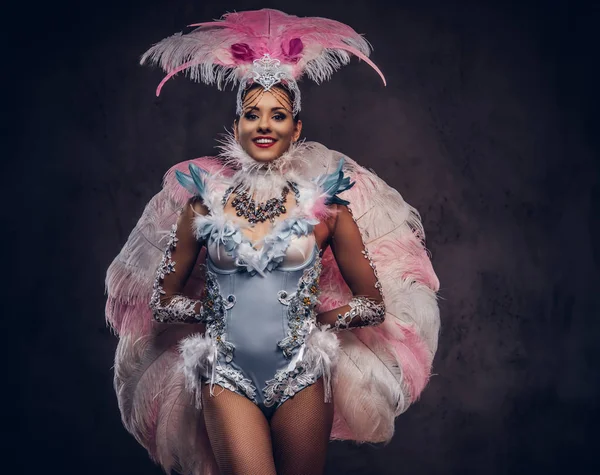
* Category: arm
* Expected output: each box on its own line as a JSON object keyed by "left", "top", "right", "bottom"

{"left": 149, "top": 198, "right": 208, "bottom": 324}
{"left": 317, "top": 205, "right": 386, "bottom": 330}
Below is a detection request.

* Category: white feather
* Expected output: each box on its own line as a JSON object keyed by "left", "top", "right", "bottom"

{"left": 178, "top": 333, "right": 216, "bottom": 408}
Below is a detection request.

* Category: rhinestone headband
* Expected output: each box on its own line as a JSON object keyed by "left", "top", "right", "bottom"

{"left": 236, "top": 54, "right": 301, "bottom": 117}
{"left": 252, "top": 54, "right": 285, "bottom": 90}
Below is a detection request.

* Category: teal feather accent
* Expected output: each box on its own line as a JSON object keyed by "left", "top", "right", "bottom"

{"left": 175, "top": 163, "right": 209, "bottom": 198}
{"left": 317, "top": 157, "right": 355, "bottom": 206}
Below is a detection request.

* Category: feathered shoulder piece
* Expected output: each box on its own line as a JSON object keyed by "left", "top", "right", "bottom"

{"left": 140, "top": 8, "right": 386, "bottom": 115}
{"left": 315, "top": 157, "right": 355, "bottom": 206}
{"left": 163, "top": 158, "right": 233, "bottom": 213}
{"left": 106, "top": 143, "right": 441, "bottom": 474}
{"left": 175, "top": 163, "right": 210, "bottom": 201}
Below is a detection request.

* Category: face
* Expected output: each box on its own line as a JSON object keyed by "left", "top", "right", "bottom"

{"left": 234, "top": 86, "right": 302, "bottom": 163}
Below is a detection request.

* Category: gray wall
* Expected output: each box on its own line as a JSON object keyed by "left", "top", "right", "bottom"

{"left": 10, "top": 0, "right": 599, "bottom": 474}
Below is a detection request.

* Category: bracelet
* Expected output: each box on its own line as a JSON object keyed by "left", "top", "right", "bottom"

{"left": 334, "top": 296, "right": 386, "bottom": 331}
{"left": 150, "top": 294, "right": 204, "bottom": 324}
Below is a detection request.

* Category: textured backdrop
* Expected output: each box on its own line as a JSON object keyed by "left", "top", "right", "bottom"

{"left": 10, "top": 0, "right": 599, "bottom": 474}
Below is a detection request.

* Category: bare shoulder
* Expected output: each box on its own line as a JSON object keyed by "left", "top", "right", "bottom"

{"left": 323, "top": 204, "right": 349, "bottom": 239}
{"left": 330, "top": 204, "right": 354, "bottom": 232}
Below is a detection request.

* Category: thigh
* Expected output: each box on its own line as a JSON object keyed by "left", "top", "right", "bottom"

{"left": 202, "top": 384, "right": 276, "bottom": 475}
{"left": 270, "top": 379, "right": 334, "bottom": 475}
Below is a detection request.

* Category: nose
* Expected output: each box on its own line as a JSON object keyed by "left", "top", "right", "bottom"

{"left": 257, "top": 115, "right": 271, "bottom": 133}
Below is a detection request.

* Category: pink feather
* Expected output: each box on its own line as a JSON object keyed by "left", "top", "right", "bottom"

{"left": 141, "top": 9, "right": 386, "bottom": 94}
{"left": 106, "top": 143, "right": 440, "bottom": 466}
{"left": 316, "top": 247, "right": 350, "bottom": 314}
{"left": 372, "top": 234, "right": 440, "bottom": 292}
{"left": 311, "top": 194, "right": 330, "bottom": 220}
{"left": 105, "top": 156, "right": 227, "bottom": 338}
{"left": 367, "top": 323, "right": 433, "bottom": 401}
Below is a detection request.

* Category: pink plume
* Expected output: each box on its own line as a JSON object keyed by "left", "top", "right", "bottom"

{"left": 141, "top": 9, "right": 386, "bottom": 94}
{"left": 335, "top": 43, "right": 387, "bottom": 86}
{"left": 372, "top": 233, "right": 440, "bottom": 291}
{"left": 105, "top": 156, "right": 228, "bottom": 339}
{"left": 106, "top": 143, "right": 441, "bottom": 461}
{"left": 366, "top": 324, "right": 433, "bottom": 401}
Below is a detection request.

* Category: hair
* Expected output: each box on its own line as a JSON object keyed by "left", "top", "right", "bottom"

{"left": 235, "top": 83, "right": 301, "bottom": 124}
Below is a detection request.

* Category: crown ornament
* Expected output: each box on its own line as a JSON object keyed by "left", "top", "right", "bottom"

{"left": 235, "top": 54, "right": 302, "bottom": 116}
{"left": 251, "top": 54, "right": 285, "bottom": 90}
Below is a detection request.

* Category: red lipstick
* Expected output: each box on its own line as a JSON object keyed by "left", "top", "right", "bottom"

{"left": 252, "top": 136, "right": 278, "bottom": 148}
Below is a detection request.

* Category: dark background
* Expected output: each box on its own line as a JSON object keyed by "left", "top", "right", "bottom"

{"left": 10, "top": 0, "right": 599, "bottom": 474}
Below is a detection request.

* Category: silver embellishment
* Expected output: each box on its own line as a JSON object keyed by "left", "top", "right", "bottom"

{"left": 150, "top": 223, "right": 204, "bottom": 323}
{"left": 214, "top": 365, "right": 257, "bottom": 402}
{"left": 277, "top": 257, "right": 322, "bottom": 357}
{"left": 347, "top": 206, "right": 385, "bottom": 299}
{"left": 331, "top": 206, "right": 386, "bottom": 330}
{"left": 201, "top": 270, "right": 235, "bottom": 362}
{"left": 236, "top": 54, "right": 302, "bottom": 117}
{"left": 277, "top": 290, "right": 294, "bottom": 305}
{"left": 251, "top": 54, "right": 285, "bottom": 91}
{"left": 223, "top": 294, "right": 236, "bottom": 310}
{"left": 334, "top": 296, "right": 386, "bottom": 330}
{"left": 231, "top": 184, "right": 291, "bottom": 224}
{"left": 222, "top": 186, "right": 234, "bottom": 205}
{"left": 361, "top": 247, "right": 384, "bottom": 297}
{"left": 201, "top": 271, "right": 257, "bottom": 399}
{"left": 263, "top": 361, "right": 318, "bottom": 407}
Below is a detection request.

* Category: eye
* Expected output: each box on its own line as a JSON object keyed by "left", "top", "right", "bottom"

{"left": 273, "top": 113, "right": 286, "bottom": 121}
{"left": 244, "top": 112, "right": 258, "bottom": 120}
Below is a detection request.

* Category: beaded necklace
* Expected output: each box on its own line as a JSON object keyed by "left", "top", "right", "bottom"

{"left": 222, "top": 183, "right": 300, "bottom": 225}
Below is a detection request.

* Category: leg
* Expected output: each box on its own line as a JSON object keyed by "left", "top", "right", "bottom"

{"left": 202, "top": 384, "right": 277, "bottom": 475}
{"left": 270, "top": 379, "right": 334, "bottom": 475}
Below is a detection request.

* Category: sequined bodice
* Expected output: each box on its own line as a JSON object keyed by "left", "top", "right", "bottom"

{"left": 207, "top": 233, "right": 317, "bottom": 272}
{"left": 194, "top": 193, "right": 319, "bottom": 275}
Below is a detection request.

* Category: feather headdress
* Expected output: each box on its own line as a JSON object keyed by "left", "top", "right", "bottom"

{"left": 140, "top": 8, "right": 386, "bottom": 115}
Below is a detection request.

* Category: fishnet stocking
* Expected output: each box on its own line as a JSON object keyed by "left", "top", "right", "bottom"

{"left": 270, "top": 379, "right": 334, "bottom": 475}
{"left": 201, "top": 385, "right": 276, "bottom": 475}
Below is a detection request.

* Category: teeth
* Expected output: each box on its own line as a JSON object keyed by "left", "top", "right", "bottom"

{"left": 255, "top": 138, "right": 275, "bottom": 144}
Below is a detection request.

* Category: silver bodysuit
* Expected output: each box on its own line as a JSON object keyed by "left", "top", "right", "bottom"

{"left": 204, "top": 234, "right": 322, "bottom": 417}
{"left": 150, "top": 160, "right": 386, "bottom": 418}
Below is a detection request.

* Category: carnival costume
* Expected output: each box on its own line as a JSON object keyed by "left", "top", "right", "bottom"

{"left": 105, "top": 9, "right": 440, "bottom": 475}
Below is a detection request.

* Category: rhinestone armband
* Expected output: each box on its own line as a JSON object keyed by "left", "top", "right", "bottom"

{"left": 149, "top": 223, "right": 205, "bottom": 324}
{"left": 334, "top": 296, "right": 386, "bottom": 331}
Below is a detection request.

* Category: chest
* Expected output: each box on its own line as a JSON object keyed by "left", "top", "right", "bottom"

{"left": 196, "top": 185, "right": 332, "bottom": 275}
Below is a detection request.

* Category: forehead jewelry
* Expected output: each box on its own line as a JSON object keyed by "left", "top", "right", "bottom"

{"left": 236, "top": 54, "right": 301, "bottom": 117}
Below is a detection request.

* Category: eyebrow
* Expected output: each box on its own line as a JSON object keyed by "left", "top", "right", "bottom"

{"left": 246, "top": 106, "right": 289, "bottom": 112}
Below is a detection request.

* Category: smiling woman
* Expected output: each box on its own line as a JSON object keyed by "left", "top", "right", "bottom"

{"left": 106, "top": 8, "right": 440, "bottom": 475}
{"left": 234, "top": 84, "right": 303, "bottom": 165}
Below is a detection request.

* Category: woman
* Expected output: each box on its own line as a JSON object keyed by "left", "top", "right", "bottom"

{"left": 106, "top": 9, "right": 440, "bottom": 475}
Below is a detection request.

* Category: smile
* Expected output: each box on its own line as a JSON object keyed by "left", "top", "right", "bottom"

{"left": 253, "top": 137, "right": 277, "bottom": 148}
